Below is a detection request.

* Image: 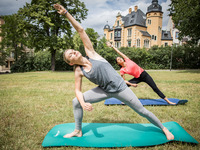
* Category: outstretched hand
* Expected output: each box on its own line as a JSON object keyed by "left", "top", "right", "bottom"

{"left": 131, "top": 84, "right": 138, "bottom": 87}
{"left": 53, "top": 3, "right": 66, "bottom": 15}
{"left": 106, "top": 41, "right": 112, "bottom": 47}
{"left": 82, "top": 103, "right": 93, "bottom": 111}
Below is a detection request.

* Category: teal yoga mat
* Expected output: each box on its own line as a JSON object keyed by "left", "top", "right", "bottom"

{"left": 42, "top": 121, "right": 198, "bottom": 147}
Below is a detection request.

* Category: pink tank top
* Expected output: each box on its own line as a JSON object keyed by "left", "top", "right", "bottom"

{"left": 120, "top": 58, "right": 144, "bottom": 78}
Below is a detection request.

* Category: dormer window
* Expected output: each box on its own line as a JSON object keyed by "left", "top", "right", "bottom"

{"left": 164, "top": 33, "right": 168, "bottom": 38}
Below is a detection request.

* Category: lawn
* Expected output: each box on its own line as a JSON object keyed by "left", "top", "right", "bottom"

{"left": 0, "top": 70, "right": 199, "bottom": 150}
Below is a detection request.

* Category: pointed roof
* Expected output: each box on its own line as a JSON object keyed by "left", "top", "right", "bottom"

{"left": 147, "top": 0, "right": 162, "bottom": 13}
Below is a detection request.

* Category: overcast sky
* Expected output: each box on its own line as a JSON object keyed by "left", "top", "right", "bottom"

{"left": 0, "top": 0, "right": 171, "bottom": 35}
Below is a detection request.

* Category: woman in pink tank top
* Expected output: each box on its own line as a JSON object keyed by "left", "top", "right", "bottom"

{"left": 106, "top": 42, "right": 176, "bottom": 105}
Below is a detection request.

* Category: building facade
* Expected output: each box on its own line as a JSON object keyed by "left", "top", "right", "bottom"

{"left": 104, "top": 0, "right": 173, "bottom": 48}
{"left": 166, "top": 16, "right": 191, "bottom": 46}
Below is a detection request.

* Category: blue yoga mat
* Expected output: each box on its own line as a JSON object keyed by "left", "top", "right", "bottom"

{"left": 42, "top": 121, "right": 198, "bottom": 148}
{"left": 104, "top": 98, "right": 188, "bottom": 105}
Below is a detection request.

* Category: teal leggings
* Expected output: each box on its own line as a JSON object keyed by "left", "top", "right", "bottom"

{"left": 72, "top": 87, "right": 164, "bottom": 130}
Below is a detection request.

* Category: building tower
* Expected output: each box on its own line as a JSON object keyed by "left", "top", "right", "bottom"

{"left": 103, "top": 22, "right": 110, "bottom": 40}
{"left": 146, "top": 0, "right": 163, "bottom": 46}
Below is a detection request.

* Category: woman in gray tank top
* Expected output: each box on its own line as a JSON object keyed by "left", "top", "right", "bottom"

{"left": 54, "top": 3, "right": 174, "bottom": 140}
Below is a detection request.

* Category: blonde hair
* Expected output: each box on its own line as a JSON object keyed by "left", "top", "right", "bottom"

{"left": 63, "top": 49, "right": 71, "bottom": 64}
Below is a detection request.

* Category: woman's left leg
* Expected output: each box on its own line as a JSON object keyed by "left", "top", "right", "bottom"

{"left": 142, "top": 71, "right": 166, "bottom": 99}
{"left": 114, "top": 87, "right": 174, "bottom": 140}
{"left": 114, "top": 87, "right": 164, "bottom": 129}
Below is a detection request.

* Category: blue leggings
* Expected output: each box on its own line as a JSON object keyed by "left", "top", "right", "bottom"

{"left": 72, "top": 87, "right": 164, "bottom": 130}
{"left": 128, "top": 71, "right": 166, "bottom": 99}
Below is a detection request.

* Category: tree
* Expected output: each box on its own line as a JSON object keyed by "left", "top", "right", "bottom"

{"left": 168, "top": 0, "right": 200, "bottom": 44}
{"left": 17, "top": 0, "right": 88, "bottom": 71}
{"left": 0, "top": 14, "right": 25, "bottom": 62}
{"left": 73, "top": 28, "right": 99, "bottom": 56}
{"left": 0, "top": 49, "right": 7, "bottom": 66}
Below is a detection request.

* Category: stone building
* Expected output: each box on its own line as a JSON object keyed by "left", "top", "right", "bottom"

{"left": 104, "top": 0, "right": 173, "bottom": 48}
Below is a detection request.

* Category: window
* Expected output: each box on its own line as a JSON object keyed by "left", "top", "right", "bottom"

{"left": 110, "top": 33, "right": 112, "bottom": 40}
{"left": 128, "top": 41, "right": 131, "bottom": 47}
{"left": 115, "top": 31, "right": 117, "bottom": 37}
{"left": 127, "top": 28, "right": 132, "bottom": 37}
{"left": 165, "top": 43, "right": 168, "bottom": 46}
{"left": 175, "top": 32, "right": 179, "bottom": 39}
{"left": 11, "top": 52, "right": 14, "bottom": 58}
{"left": 6, "top": 61, "right": 8, "bottom": 68}
{"left": 151, "top": 35, "right": 154, "bottom": 39}
{"left": 137, "top": 39, "right": 140, "bottom": 47}
{"left": 117, "top": 31, "right": 121, "bottom": 37}
{"left": 115, "top": 31, "right": 121, "bottom": 37}
{"left": 144, "top": 39, "right": 149, "bottom": 48}
{"left": 148, "top": 19, "right": 151, "bottom": 24}
{"left": 154, "top": 36, "right": 157, "bottom": 40}
{"left": 117, "top": 21, "right": 119, "bottom": 26}
{"left": 115, "top": 42, "right": 121, "bottom": 48}
{"left": 158, "top": 26, "right": 161, "bottom": 32}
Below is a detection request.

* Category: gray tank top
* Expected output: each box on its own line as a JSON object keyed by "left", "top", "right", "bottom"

{"left": 80, "top": 57, "right": 127, "bottom": 93}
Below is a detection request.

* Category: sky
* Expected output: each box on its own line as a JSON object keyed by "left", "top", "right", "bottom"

{"left": 0, "top": 0, "right": 171, "bottom": 36}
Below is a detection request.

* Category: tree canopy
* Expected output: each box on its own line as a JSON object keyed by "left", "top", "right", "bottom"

{"left": 168, "top": 0, "right": 200, "bottom": 44}
{"left": 17, "top": 0, "right": 88, "bottom": 71}
{"left": 0, "top": 14, "right": 25, "bottom": 61}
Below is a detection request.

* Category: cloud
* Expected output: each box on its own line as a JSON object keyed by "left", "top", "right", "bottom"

{"left": 0, "top": 0, "right": 171, "bottom": 35}
{"left": 0, "top": 0, "right": 31, "bottom": 16}
{"left": 81, "top": 0, "right": 171, "bottom": 35}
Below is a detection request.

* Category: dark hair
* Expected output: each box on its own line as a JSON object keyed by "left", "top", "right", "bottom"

{"left": 115, "top": 57, "right": 122, "bottom": 68}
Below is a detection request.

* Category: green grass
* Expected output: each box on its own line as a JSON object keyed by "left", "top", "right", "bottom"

{"left": 0, "top": 70, "right": 199, "bottom": 150}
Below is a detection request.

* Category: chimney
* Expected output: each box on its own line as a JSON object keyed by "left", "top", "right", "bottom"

{"left": 134, "top": 6, "right": 138, "bottom": 12}
{"left": 129, "top": 8, "right": 132, "bottom": 14}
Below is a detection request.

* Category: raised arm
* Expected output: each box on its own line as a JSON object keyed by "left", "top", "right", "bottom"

{"left": 54, "top": 3, "right": 98, "bottom": 58}
{"left": 106, "top": 42, "right": 129, "bottom": 60}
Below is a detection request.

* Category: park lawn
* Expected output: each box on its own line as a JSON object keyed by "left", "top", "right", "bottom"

{"left": 0, "top": 70, "right": 199, "bottom": 150}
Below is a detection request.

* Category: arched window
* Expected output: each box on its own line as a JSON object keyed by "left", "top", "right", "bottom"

{"left": 137, "top": 39, "right": 140, "bottom": 47}
{"left": 144, "top": 39, "right": 149, "bottom": 48}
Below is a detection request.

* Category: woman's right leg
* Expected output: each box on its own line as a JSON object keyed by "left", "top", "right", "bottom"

{"left": 73, "top": 87, "right": 111, "bottom": 130}
{"left": 64, "top": 87, "right": 111, "bottom": 138}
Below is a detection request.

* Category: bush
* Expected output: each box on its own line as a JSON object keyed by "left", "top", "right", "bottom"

{"left": 33, "top": 51, "right": 51, "bottom": 71}
{"left": 11, "top": 43, "right": 200, "bottom": 72}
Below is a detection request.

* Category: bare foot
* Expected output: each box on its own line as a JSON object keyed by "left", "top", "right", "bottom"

{"left": 164, "top": 98, "right": 176, "bottom": 105}
{"left": 168, "top": 101, "right": 176, "bottom": 105}
{"left": 162, "top": 127, "right": 174, "bottom": 140}
{"left": 63, "top": 130, "right": 82, "bottom": 138}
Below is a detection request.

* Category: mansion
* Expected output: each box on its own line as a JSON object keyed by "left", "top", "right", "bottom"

{"left": 104, "top": 0, "right": 173, "bottom": 48}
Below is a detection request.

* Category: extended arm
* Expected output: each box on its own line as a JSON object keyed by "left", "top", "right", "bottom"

{"left": 121, "top": 74, "right": 138, "bottom": 87}
{"left": 106, "top": 42, "right": 129, "bottom": 60}
{"left": 54, "top": 3, "right": 100, "bottom": 59}
{"left": 74, "top": 66, "right": 93, "bottom": 111}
